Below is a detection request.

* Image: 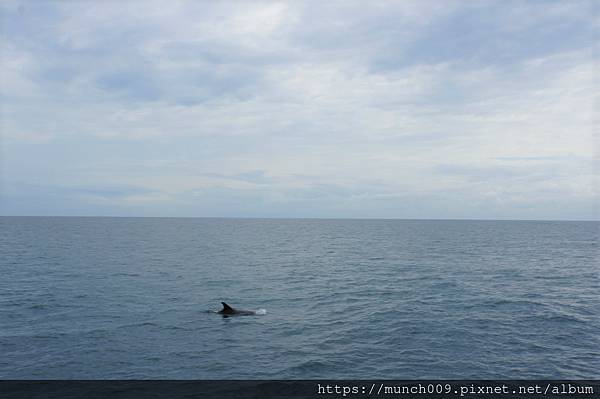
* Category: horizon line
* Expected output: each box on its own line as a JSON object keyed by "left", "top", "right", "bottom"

{"left": 1, "top": 215, "right": 598, "bottom": 223}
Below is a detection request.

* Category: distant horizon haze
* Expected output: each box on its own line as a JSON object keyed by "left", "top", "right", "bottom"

{"left": 1, "top": 215, "right": 598, "bottom": 222}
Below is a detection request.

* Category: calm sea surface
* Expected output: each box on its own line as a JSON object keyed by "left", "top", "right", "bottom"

{"left": 1, "top": 217, "right": 598, "bottom": 379}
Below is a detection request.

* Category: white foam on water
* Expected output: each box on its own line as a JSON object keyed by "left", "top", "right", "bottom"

{"left": 255, "top": 309, "right": 267, "bottom": 315}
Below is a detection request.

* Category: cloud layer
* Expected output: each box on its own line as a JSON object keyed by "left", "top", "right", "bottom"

{"left": 1, "top": 0, "right": 598, "bottom": 219}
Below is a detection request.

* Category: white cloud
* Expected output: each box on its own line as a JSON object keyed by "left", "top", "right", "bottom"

{"left": 1, "top": 0, "right": 597, "bottom": 218}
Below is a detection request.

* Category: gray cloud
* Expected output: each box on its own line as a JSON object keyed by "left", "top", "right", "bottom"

{"left": 1, "top": 0, "right": 597, "bottom": 219}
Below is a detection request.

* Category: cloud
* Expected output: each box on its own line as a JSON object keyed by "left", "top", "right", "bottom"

{"left": 0, "top": 0, "right": 597, "bottom": 219}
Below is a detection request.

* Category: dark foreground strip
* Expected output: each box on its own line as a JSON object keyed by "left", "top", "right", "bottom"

{"left": 1, "top": 380, "right": 599, "bottom": 399}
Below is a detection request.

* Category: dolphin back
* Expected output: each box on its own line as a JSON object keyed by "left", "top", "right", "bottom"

{"left": 217, "top": 302, "right": 257, "bottom": 316}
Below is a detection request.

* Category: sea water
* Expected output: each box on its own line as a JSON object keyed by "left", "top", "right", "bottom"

{"left": 1, "top": 217, "right": 598, "bottom": 378}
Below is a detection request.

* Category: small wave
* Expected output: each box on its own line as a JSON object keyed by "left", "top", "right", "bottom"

{"left": 112, "top": 272, "right": 141, "bottom": 277}
{"left": 118, "top": 321, "right": 159, "bottom": 329}
{"left": 522, "top": 312, "right": 587, "bottom": 324}
{"left": 544, "top": 314, "right": 587, "bottom": 324}
{"left": 255, "top": 309, "right": 267, "bottom": 315}
{"left": 488, "top": 299, "right": 543, "bottom": 307}
{"left": 285, "top": 359, "right": 332, "bottom": 374}
{"left": 165, "top": 325, "right": 185, "bottom": 330}
{"left": 32, "top": 334, "right": 62, "bottom": 339}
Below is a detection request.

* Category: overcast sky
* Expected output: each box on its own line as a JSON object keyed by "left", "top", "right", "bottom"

{"left": 1, "top": 1, "right": 598, "bottom": 219}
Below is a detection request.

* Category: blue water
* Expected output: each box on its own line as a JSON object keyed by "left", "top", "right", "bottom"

{"left": 1, "top": 217, "right": 598, "bottom": 379}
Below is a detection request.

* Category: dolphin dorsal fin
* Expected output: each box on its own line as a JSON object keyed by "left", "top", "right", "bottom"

{"left": 221, "top": 302, "right": 234, "bottom": 311}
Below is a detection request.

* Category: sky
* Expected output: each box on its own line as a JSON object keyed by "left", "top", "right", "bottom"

{"left": 0, "top": 0, "right": 598, "bottom": 220}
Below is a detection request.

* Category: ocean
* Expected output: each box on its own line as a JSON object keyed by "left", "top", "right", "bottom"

{"left": 1, "top": 217, "right": 598, "bottom": 379}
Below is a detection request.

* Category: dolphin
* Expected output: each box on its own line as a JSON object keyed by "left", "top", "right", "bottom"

{"left": 217, "top": 302, "right": 257, "bottom": 317}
